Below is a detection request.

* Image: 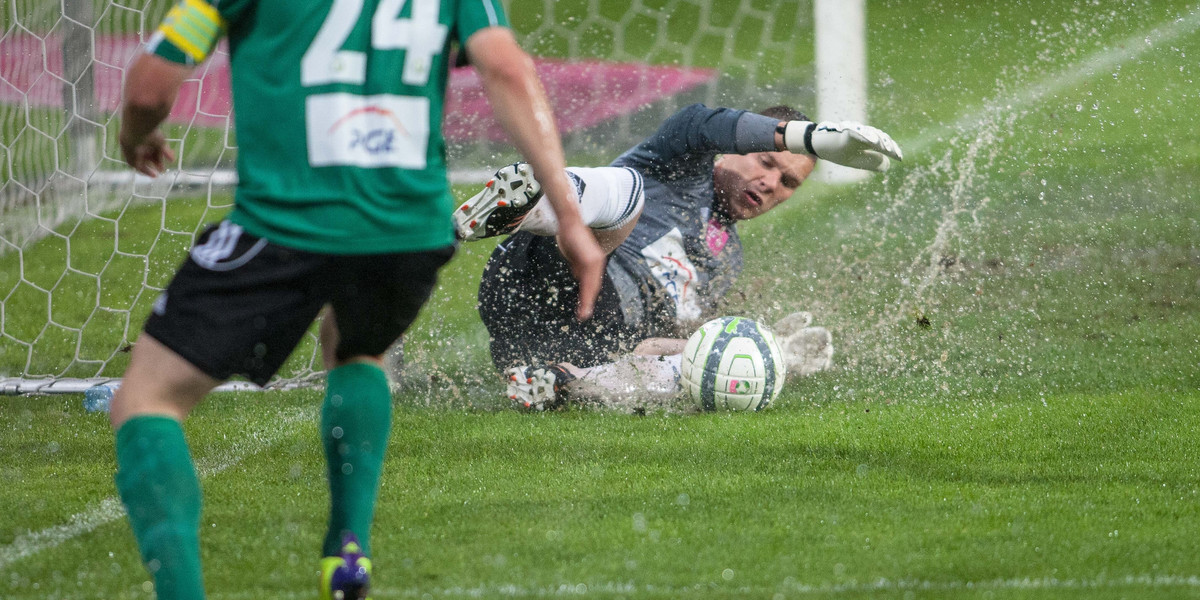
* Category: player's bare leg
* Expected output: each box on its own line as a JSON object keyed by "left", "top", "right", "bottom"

{"left": 110, "top": 334, "right": 220, "bottom": 427}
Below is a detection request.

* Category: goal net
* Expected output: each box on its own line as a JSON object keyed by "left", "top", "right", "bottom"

{"left": 0, "top": 0, "right": 825, "bottom": 394}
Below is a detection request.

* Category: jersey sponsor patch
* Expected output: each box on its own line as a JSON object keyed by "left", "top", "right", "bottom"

{"left": 640, "top": 227, "right": 701, "bottom": 321}
{"left": 306, "top": 93, "right": 430, "bottom": 168}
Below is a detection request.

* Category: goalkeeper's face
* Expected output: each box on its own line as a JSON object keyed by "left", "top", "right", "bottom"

{"left": 713, "top": 151, "right": 815, "bottom": 221}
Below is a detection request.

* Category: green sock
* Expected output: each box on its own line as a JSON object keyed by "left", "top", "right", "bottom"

{"left": 114, "top": 416, "right": 204, "bottom": 600}
{"left": 322, "top": 362, "right": 393, "bottom": 557}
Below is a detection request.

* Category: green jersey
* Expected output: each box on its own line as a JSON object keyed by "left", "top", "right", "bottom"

{"left": 148, "top": 0, "right": 509, "bottom": 253}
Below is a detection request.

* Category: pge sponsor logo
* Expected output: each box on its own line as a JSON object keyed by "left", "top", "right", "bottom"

{"left": 349, "top": 129, "right": 395, "bottom": 155}
{"left": 328, "top": 105, "right": 408, "bottom": 157}
{"left": 705, "top": 217, "right": 730, "bottom": 254}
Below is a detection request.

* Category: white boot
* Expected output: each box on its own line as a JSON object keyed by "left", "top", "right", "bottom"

{"left": 453, "top": 163, "right": 543, "bottom": 241}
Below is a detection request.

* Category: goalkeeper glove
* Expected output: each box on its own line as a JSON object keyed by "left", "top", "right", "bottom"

{"left": 781, "top": 120, "right": 903, "bottom": 172}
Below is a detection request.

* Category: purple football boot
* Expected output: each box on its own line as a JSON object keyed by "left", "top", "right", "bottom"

{"left": 318, "top": 533, "right": 372, "bottom": 600}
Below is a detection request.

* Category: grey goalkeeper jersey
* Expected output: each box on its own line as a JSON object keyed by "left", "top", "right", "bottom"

{"left": 606, "top": 104, "right": 781, "bottom": 335}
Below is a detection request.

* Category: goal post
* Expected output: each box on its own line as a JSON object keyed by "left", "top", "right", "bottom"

{"left": 1, "top": 0, "right": 871, "bottom": 394}
{"left": 61, "top": 0, "right": 100, "bottom": 182}
{"left": 813, "top": 0, "right": 870, "bottom": 183}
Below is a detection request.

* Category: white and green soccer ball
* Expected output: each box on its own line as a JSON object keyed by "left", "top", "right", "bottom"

{"left": 681, "top": 316, "right": 786, "bottom": 411}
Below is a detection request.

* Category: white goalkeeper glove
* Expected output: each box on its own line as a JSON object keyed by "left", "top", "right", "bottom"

{"left": 772, "top": 311, "right": 834, "bottom": 378}
{"left": 781, "top": 120, "right": 903, "bottom": 172}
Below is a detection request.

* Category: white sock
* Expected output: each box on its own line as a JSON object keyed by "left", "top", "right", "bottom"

{"left": 519, "top": 166, "right": 645, "bottom": 235}
{"left": 564, "top": 353, "right": 684, "bottom": 412}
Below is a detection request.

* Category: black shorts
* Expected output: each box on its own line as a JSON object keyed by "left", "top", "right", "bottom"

{"left": 145, "top": 220, "right": 454, "bottom": 386}
{"left": 478, "top": 232, "right": 647, "bottom": 370}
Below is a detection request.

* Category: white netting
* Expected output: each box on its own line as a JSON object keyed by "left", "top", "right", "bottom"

{"left": 0, "top": 0, "right": 817, "bottom": 390}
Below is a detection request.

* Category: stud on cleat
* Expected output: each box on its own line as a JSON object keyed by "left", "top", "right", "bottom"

{"left": 452, "top": 163, "right": 544, "bottom": 241}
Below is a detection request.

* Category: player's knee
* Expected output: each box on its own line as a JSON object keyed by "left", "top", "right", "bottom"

{"left": 592, "top": 167, "right": 644, "bottom": 232}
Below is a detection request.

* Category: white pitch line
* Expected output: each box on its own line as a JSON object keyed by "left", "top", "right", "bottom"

{"left": 207, "top": 573, "right": 1200, "bottom": 599}
{"left": 905, "top": 6, "right": 1200, "bottom": 155}
{"left": 0, "top": 407, "right": 312, "bottom": 571}
{"left": 789, "top": 4, "right": 1200, "bottom": 198}
{"left": 818, "top": 6, "right": 1200, "bottom": 331}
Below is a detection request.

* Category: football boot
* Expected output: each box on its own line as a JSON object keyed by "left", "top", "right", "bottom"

{"left": 318, "top": 533, "right": 372, "bottom": 600}
{"left": 453, "top": 162, "right": 543, "bottom": 241}
{"left": 505, "top": 364, "right": 575, "bottom": 411}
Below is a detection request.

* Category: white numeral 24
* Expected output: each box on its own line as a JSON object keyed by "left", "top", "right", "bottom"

{"left": 301, "top": 0, "right": 449, "bottom": 88}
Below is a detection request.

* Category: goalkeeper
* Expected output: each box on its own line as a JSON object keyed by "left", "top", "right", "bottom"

{"left": 454, "top": 103, "right": 902, "bottom": 410}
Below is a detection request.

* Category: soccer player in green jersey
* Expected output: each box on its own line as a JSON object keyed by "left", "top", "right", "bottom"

{"left": 111, "top": 1, "right": 604, "bottom": 598}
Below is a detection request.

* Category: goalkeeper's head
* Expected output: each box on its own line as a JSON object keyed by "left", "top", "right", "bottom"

{"left": 713, "top": 105, "right": 817, "bottom": 221}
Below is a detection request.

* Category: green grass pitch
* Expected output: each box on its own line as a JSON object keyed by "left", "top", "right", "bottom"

{"left": 3, "top": 0, "right": 1200, "bottom": 598}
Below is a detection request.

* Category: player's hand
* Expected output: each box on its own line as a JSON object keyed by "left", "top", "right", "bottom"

{"left": 555, "top": 220, "right": 605, "bottom": 321}
{"left": 120, "top": 129, "right": 175, "bottom": 177}
{"left": 783, "top": 120, "right": 902, "bottom": 172}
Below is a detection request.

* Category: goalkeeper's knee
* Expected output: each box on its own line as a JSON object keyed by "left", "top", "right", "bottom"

{"left": 570, "top": 166, "right": 645, "bottom": 231}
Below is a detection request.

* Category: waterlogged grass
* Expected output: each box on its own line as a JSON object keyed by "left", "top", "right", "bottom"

{"left": 2, "top": 0, "right": 1200, "bottom": 598}
{"left": 2, "top": 389, "right": 1198, "bottom": 599}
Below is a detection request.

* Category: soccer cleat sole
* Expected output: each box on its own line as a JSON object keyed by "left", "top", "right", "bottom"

{"left": 506, "top": 364, "right": 576, "bottom": 411}
{"left": 453, "top": 163, "right": 543, "bottom": 241}
{"left": 505, "top": 366, "right": 559, "bottom": 411}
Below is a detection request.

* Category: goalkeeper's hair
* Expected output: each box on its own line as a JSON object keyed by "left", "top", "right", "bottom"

{"left": 758, "top": 105, "right": 809, "bottom": 123}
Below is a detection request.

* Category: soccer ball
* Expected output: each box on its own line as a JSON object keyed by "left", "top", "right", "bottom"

{"left": 681, "top": 316, "right": 786, "bottom": 411}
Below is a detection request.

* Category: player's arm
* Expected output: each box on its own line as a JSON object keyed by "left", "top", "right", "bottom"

{"left": 465, "top": 27, "right": 605, "bottom": 320}
{"left": 642, "top": 104, "right": 903, "bottom": 172}
{"left": 120, "top": 54, "right": 191, "bottom": 176}
{"left": 120, "top": 0, "right": 225, "bottom": 176}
